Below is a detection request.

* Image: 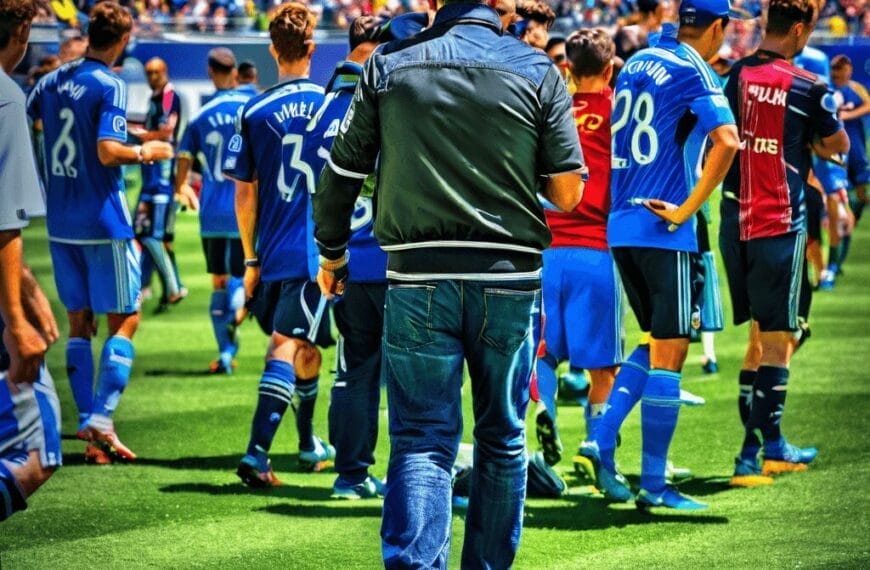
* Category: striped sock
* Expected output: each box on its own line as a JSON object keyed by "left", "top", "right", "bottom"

{"left": 640, "top": 369, "right": 682, "bottom": 493}
{"left": 246, "top": 360, "right": 295, "bottom": 458}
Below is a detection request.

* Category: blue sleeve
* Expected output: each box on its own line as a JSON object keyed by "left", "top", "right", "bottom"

{"left": 687, "top": 68, "right": 735, "bottom": 135}
{"left": 222, "top": 106, "right": 254, "bottom": 182}
{"left": 97, "top": 81, "right": 128, "bottom": 143}
{"left": 25, "top": 80, "right": 42, "bottom": 121}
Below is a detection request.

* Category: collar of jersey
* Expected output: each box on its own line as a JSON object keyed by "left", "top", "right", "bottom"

{"left": 262, "top": 76, "right": 314, "bottom": 95}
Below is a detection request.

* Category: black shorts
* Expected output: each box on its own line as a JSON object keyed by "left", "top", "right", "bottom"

{"left": 332, "top": 282, "right": 386, "bottom": 374}
{"left": 612, "top": 246, "right": 701, "bottom": 339}
{"left": 247, "top": 278, "right": 333, "bottom": 347}
{"left": 696, "top": 211, "right": 711, "bottom": 253}
{"left": 719, "top": 198, "right": 752, "bottom": 326}
{"left": 201, "top": 237, "right": 244, "bottom": 277}
{"left": 744, "top": 231, "right": 806, "bottom": 332}
{"left": 134, "top": 195, "right": 177, "bottom": 242}
{"left": 805, "top": 184, "right": 824, "bottom": 242}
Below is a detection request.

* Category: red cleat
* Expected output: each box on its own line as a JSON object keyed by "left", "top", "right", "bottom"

{"left": 82, "top": 426, "right": 137, "bottom": 462}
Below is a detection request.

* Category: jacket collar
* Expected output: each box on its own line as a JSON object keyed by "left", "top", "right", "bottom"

{"left": 432, "top": 2, "right": 503, "bottom": 34}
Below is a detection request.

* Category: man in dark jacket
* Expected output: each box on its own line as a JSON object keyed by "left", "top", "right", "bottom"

{"left": 312, "top": 2, "right": 584, "bottom": 567}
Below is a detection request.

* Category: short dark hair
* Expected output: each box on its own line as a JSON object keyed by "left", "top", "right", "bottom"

{"left": 831, "top": 54, "right": 852, "bottom": 70}
{"left": 566, "top": 28, "right": 614, "bottom": 77}
{"left": 765, "top": 0, "right": 815, "bottom": 36}
{"left": 517, "top": 0, "right": 555, "bottom": 28}
{"left": 238, "top": 60, "right": 256, "bottom": 79}
{"left": 544, "top": 36, "right": 565, "bottom": 53}
{"left": 349, "top": 15, "right": 380, "bottom": 50}
{"left": 0, "top": 0, "right": 36, "bottom": 50}
{"left": 269, "top": 2, "right": 316, "bottom": 64}
{"left": 87, "top": 2, "right": 133, "bottom": 51}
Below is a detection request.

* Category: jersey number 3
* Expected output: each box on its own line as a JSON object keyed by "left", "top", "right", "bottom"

{"left": 277, "top": 133, "right": 315, "bottom": 202}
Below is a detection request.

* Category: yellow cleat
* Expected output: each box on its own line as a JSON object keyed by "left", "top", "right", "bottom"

{"left": 762, "top": 459, "right": 809, "bottom": 476}
{"left": 729, "top": 473, "right": 774, "bottom": 487}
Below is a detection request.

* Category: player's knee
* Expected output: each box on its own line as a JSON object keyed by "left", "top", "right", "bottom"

{"left": 212, "top": 274, "right": 229, "bottom": 290}
{"left": 294, "top": 344, "right": 322, "bottom": 380}
{"left": 108, "top": 312, "right": 140, "bottom": 338}
{"left": 68, "top": 310, "right": 95, "bottom": 339}
{"left": 650, "top": 338, "right": 689, "bottom": 370}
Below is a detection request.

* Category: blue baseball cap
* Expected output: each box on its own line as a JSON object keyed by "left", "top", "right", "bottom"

{"left": 679, "top": 0, "right": 757, "bottom": 26}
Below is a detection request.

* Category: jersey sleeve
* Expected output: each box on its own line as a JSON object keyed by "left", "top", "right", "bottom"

{"left": 810, "top": 80, "right": 844, "bottom": 139}
{"left": 327, "top": 58, "right": 381, "bottom": 179}
{"left": 25, "top": 79, "right": 42, "bottom": 122}
{"left": 222, "top": 104, "right": 255, "bottom": 182}
{"left": 537, "top": 64, "right": 585, "bottom": 176}
{"left": 96, "top": 79, "right": 128, "bottom": 143}
{"left": 687, "top": 68, "right": 735, "bottom": 135}
{"left": 0, "top": 101, "right": 46, "bottom": 230}
{"left": 177, "top": 120, "right": 197, "bottom": 159}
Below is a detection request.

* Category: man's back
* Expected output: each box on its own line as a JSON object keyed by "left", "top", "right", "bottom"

{"left": 609, "top": 34, "right": 732, "bottom": 252}
{"left": 26, "top": 58, "right": 132, "bottom": 242}
{"left": 223, "top": 79, "right": 325, "bottom": 283}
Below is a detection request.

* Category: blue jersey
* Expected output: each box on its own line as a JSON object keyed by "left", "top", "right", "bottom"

{"left": 178, "top": 88, "right": 253, "bottom": 237}
{"left": 223, "top": 79, "right": 325, "bottom": 283}
{"left": 308, "top": 62, "right": 387, "bottom": 283}
{"left": 26, "top": 58, "right": 133, "bottom": 241}
{"left": 608, "top": 36, "right": 734, "bottom": 252}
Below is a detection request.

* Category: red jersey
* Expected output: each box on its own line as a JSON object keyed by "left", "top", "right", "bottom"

{"left": 546, "top": 88, "right": 612, "bottom": 250}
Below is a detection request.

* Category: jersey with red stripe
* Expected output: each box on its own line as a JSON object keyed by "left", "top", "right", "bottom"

{"left": 545, "top": 88, "right": 612, "bottom": 250}
{"left": 723, "top": 52, "right": 842, "bottom": 241}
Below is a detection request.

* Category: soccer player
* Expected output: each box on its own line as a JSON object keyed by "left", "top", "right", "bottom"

{"left": 27, "top": 2, "right": 174, "bottom": 463}
{"left": 131, "top": 57, "right": 185, "bottom": 313}
{"left": 0, "top": 0, "right": 62, "bottom": 521}
{"left": 175, "top": 48, "right": 253, "bottom": 375}
{"left": 223, "top": 2, "right": 334, "bottom": 487}
{"left": 237, "top": 60, "right": 259, "bottom": 95}
{"left": 534, "top": 28, "right": 621, "bottom": 468}
{"left": 721, "top": 0, "right": 849, "bottom": 485}
{"left": 586, "top": 2, "right": 740, "bottom": 510}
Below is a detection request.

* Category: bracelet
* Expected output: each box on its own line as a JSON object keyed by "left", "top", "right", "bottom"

{"left": 133, "top": 145, "right": 144, "bottom": 163}
{"left": 244, "top": 258, "right": 260, "bottom": 268}
{"left": 319, "top": 251, "right": 349, "bottom": 272}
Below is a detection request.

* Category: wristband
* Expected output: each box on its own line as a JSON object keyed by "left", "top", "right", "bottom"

{"left": 133, "top": 145, "right": 144, "bottom": 163}
{"left": 319, "top": 251, "right": 349, "bottom": 272}
{"left": 244, "top": 258, "right": 260, "bottom": 268}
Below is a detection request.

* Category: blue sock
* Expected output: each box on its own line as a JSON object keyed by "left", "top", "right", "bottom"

{"left": 295, "top": 376, "right": 319, "bottom": 451}
{"left": 209, "top": 290, "right": 233, "bottom": 363}
{"left": 595, "top": 344, "right": 649, "bottom": 471}
{"left": 66, "top": 338, "right": 94, "bottom": 428}
{"left": 535, "top": 352, "right": 558, "bottom": 419}
{"left": 246, "top": 360, "right": 295, "bottom": 460}
{"left": 226, "top": 277, "right": 245, "bottom": 358}
{"left": 586, "top": 402, "right": 605, "bottom": 441}
{"left": 90, "top": 336, "right": 134, "bottom": 429}
{"left": 640, "top": 369, "right": 682, "bottom": 493}
{"left": 0, "top": 463, "right": 27, "bottom": 521}
{"left": 749, "top": 366, "right": 789, "bottom": 447}
{"left": 738, "top": 369, "right": 761, "bottom": 460}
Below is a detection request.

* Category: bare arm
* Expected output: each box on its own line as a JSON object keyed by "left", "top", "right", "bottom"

{"left": 96, "top": 140, "right": 174, "bottom": 167}
{"left": 543, "top": 170, "right": 585, "bottom": 212}
{"left": 234, "top": 180, "right": 259, "bottom": 298}
{"left": 811, "top": 129, "right": 851, "bottom": 162}
{"left": 174, "top": 155, "right": 199, "bottom": 210}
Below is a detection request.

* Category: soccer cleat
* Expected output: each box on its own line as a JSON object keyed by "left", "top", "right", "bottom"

{"left": 331, "top": 475, "right": 385, "bottom": 500}
{"left": 577, "top": 441, "right": 633, "bottom": 502}
{"left": 572, "top": 447, "right": 595, "bottom": 482}
{"left": 818, "top": 270, "right": 835, "bottom": 291}
{"left": 298, "top": 437, "right": 336, "bottom": 472}
{"left": 729, "top": 456, "right": 774, "bottom": 487}
{"left": 84, "top": 443, "right": 112, "bottom": 465}
{"left": 636, "top": 487, "right": 708, "bottom": 511}
{"left": 168, "top": 287, "right": 189, "bottom": 305}
{"left": 207, "top": 358, "right": 237, "bottom": 375}
{"left": 679, "top": 389, "right": 706, "bottom": 407}
{"left": 82, "top": 426, "right": 136, "bottom": 462}
{"left": 535, "top": 406, "right": 563, "bottom": 466}
{"left": 762, "top": 440, "right": 817, "bottom": 475}
{"left": 701, "top": 359, "right": 719, "bottom": 374}
{"left": 237, "top": 455, "right": 284, "bottom": 488}
{"left": 795, "top": 318, "right": 812, "bottom": 350}
{"left": 665, "top": 460, "right": 694, "bottom": 484}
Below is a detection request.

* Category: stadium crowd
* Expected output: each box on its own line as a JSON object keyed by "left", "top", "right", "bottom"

{"left": 1, "top": 0, "right": 868, "bottom": 567}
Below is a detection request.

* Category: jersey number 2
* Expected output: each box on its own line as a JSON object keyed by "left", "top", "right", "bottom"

{"left": 50, "top": 108, "right": 78, "bottom": 178}
{"left": 611, "top": 90, "right": 659, "bottom": 166}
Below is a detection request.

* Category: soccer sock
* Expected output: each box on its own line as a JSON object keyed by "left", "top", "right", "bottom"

{"left": 0, "top": 463, "right": 27, "bottom": 521}
{"left": 89, "top": 336, "right": 134, "bottom": 431}
{"left": 594, "top": 345, "right": 649, "bottom": 471}
{"left": 738, "top": 369, "right": 761, "bottom": 459}
{"left": 246, "top": 360, "right": 295, "bottom": 461}
{"left": 827, "top": 244, "right": 840, "bottom": 273}
{"left": 586, "top": 372, "right": 614, "bottom": 440}
{"left": 748, "top": 366, "right": 789, "bottom": 447}
{"left": 226, "top": 277, "right": 245, "bottom": 358}
{"left": 585, "top": 403, "right": 606, "bottom": 442}
{"left": 295, "top": 376, "right": 319, "bottom": 452}
{"left": 839, "top": 234, "right": 852, "bottom": 269}
{"left": 167, "top": 248, "right": 183, "bottom": 289}
{"left": 701, "top": 332, "right": 717, "bottom": 362}
{"left": 142, "top": 237, "right": 179, "bottom": 297}
{"left": 640, "top": 369, "right": 682, "bottom": 493}
{"left": 66, "top": 338, "right": 94, "bottom": 428}
{"left": 209, "top": 290, "right": 233, "bottom": 364}
{"left": 535, "top": 352, "right": 558, "bottom": 419}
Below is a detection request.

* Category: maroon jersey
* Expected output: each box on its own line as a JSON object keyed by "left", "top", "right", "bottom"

{"left": 723, "top": 52, "right": 842, "bottom": 241}
{"left": 546, "top": 88, "right": 611, "bottom": 250}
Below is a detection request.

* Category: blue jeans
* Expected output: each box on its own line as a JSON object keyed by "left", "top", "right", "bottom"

{"left": 380, "top": 279, "right": 541, "bottom": 569}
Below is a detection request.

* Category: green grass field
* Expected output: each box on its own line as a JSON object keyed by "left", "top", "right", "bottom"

{"left": 2, "top": 201, "right": 869, "bottom": 568}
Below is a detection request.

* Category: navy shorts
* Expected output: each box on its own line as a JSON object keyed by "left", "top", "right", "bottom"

{"left": 332, "top": 282, "right": 386, "bottom": 374}
{"left": 134, "top": 194, "right": 177, "bottom": 242}
{"left": 612, "top": 246, "right": 701, "bottom": 340}
{"left": 744, "top": 231, "right": 807, "bottom": 332}
{"left": 201, "top": 237, "right": 244, "bottom": 277}
{"left": 720, "top": 198, "right": 752, "bottom": 326}
{"left": 248, "top": 278, "right": 333, "bottom": 347}
{"left": 805, "top": 185, "right": 824, "bottom": 242}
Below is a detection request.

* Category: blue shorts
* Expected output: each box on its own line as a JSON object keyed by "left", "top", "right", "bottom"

{"left": 814, "top": 157, "right": 850, "bottom": 194}
{"left": 0, "top": 366, "right": 62, "bottom": 469}
{"left": 49, "top": 240, "right": 141, "bottom": 314}
{"left": 847, "top": 143, "right": 870, "bottom": 187}
{"left": 542, "top": 247, "right": 623, "bottom": 369}
{"left": 248, "top": 279, "right": 333, "bottom": 347}
{"left": 135, "top": 194, "right": 177, "bottom": 242}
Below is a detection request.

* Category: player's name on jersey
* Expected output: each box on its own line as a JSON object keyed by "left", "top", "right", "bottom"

{"left": 207, "top": 112, "right": 236, "bottom": 128}
{"left": 747, "top": 85, "right": 787, "bottom": 107}
{"left": 57, "top": 79, "right": 87, "bottom": 101}
{"left": 272, "top": 101, "right": 317, "bottom": 124}
{"left": 622, "top": 59, "right": 673, "bottom": 86}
